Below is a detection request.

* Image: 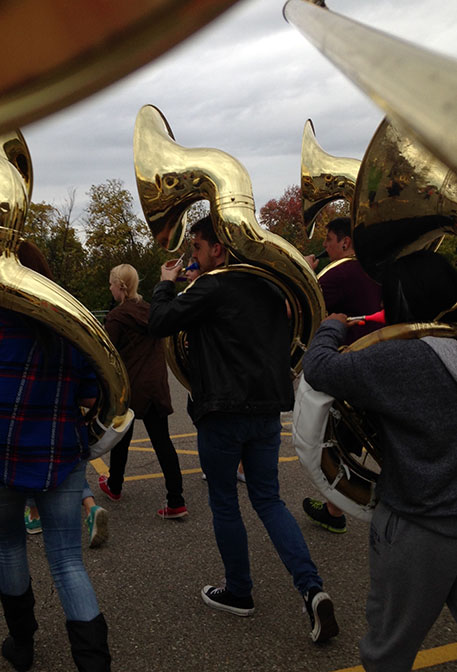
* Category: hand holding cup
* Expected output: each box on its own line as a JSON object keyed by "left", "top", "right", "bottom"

{"left": 161, "top": 255, "right": 184, "bottom": 282}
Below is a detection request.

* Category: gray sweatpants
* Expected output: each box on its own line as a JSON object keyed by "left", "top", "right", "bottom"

{"left": 360, "top": 502, "right": 457, "bottom": 672}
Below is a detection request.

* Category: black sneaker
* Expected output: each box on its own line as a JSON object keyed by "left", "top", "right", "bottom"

{"left": 201, "top": 585, "right": 255, "bottom": 617}
{"left": 303, "top": 586, "right": 339, "bottom": 643}
{"left": 302, "top": 498, "right": 347, "bottom": 534}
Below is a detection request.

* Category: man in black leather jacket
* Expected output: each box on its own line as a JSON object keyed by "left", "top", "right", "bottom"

{"left": 148, "top": 216, "right": 338, "bottom": 643}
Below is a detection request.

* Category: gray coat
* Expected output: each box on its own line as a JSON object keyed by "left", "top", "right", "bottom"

{"left": 302, "top": 319, "right": 457, "bottom": 535}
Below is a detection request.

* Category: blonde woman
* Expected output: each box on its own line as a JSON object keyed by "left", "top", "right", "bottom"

{"left": 100, "top": 264, "right": 187, "bottom": 518}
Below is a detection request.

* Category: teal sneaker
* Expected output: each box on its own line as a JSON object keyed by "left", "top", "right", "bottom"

{"left": 86, "top": 506, "right": 109, "bottom": 548}
{"left": 24, "top": 507, "right": 42, "bottom": 535}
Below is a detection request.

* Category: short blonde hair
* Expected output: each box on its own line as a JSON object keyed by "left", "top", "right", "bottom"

{"left": 110, "top": 264, "right": 141, "bottom": 302}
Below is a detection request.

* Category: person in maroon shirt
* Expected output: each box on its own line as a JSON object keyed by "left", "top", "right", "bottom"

{"left": 303, "top": 217, "right": 382, "bottom": 534}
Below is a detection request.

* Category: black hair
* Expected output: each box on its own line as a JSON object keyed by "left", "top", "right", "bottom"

{"left": 190, "top": 215, "right": 219, "bottom": 246}
{"left": 382, "top": 249, "right": 457, "bottom": 324}
{"left": 327, "top": 217, "right": 351, "bottom": 241}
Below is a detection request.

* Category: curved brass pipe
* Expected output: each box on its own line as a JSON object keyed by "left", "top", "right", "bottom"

{"left": 284, "top": 0, "right": 457, "bottom": 176}
{"left": 301, "top": 119, "right": 360, "bottom": 238}
{"left": 134, "top": 104, "right": 326, "bottom": 383}
{"left": 0, "top": 130, "right": 130, "bottom": 441}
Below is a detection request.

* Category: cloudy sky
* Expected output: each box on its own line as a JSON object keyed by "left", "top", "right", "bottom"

{"left": 23, "top": 0, "right": 457, "bottom": 229}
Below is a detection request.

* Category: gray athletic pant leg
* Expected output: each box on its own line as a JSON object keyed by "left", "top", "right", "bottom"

{"left": 360, "top": 502, "right": 457, "bottom": 672}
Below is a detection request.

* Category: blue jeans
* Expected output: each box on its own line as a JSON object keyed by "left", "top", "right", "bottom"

{"left": 0, "top": 462, "right": 100, "bottom": 621}
{"left": 26, "top": 476, "right": 93, "bottom": 509}
{"left": 197, "top": 412, "right": 323, "bottom": 597}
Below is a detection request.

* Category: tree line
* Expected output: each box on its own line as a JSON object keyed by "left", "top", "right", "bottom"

{"left": 24, "top": 180, "right": 457, "bottom": 313}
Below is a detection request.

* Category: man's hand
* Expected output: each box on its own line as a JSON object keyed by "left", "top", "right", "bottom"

{"left": 161, "top": 259, "right": 183, "bottom": 282}
{"left": 324, "top": 312, "right": 348, "bottom": 324}
{"left": 304, "top": 254, "right": 319, "bottom": 271}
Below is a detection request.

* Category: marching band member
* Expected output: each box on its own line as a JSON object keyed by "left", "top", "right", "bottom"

{"left": 148, "top": 215, "right": 339, "bottom": 644}
{"left": 302, "top": 248, "right": 457, "bottom": 672}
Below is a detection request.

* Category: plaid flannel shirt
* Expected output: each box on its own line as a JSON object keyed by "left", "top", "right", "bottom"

{"left": 0, "top": 308, "right": 99, "bottom": 491}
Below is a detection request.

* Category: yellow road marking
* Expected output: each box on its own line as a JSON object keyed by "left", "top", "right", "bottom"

{"left": 124, "top": 468, "right": 203, "bottom": 481}
{"left": 90, "top": 453, "right": 298, "bottom": 477}
{"left": 91, "top": 415, "right": 457, "bottom": 672}
{"left": 130, "top": 431, "right": 291, "bottom": 446}
{"left": 130, "top": 447, "right": 199, "bottom": 455}
{"left": 89, "top": 458, "right": 107, "bottom": 472}
{"left": 334, "top": 642, "right": 457, "bottom": 671}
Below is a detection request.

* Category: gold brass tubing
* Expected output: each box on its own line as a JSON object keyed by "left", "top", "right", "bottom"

{"left": 0, "top": 131, "right": 130, "bottom": 441}
{"left": 346, "top": 322, "right": 457, "bottom": 353}
{"left": 301, "top": 119, "right": 360, "bottom": 238}
{"left": 284, "top": 0, "right": 457, "bottom": 175}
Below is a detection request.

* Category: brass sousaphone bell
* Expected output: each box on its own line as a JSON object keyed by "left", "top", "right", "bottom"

{"left": 134, "top": 104, "right": 326, "bottom": 390}
{"left": 301, "top": 118, "right": 360, "bottom": 238}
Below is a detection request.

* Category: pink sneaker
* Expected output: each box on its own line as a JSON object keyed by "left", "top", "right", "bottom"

{"left": 157, "top": 505, "right": 188, "bottom": 519}
{"left": 98, "top": 474, "right": 121, "bottom": 502}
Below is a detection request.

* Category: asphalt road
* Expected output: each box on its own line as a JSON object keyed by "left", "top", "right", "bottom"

{"left": 2, "top": 372, "right": 456, "bottom": 672}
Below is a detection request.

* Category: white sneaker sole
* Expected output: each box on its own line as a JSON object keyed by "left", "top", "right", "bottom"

{"left": 89, "top": 508, "right": 109, "bottom": 548}
{"left": 308, "top": 592, "right": 339, "bottom": 643}
{"left": 201, "top": 586, "right": 255, "bottom": 617}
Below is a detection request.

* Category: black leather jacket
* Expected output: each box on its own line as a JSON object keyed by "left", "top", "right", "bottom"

{"left": 148, "top": 270, "right": 294, "bottom": 423}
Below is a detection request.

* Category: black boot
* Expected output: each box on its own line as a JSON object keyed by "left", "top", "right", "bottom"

{"left": 66, "top": 613, "right": 111, "bottom": 672}
{"left": 0, "top": 581, "right": 38, "bottom": 672}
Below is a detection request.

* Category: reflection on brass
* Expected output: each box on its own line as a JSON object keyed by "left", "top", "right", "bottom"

{"left": 301, "top": 119, "right": 360, "bottom": 238}
{"left": 134, "top": 104, "right": 326, "bottom": 389}
{"left": 0, "top": 0, "right": 239, "bottom": 133}
{"left": 353, "top": 118, "right": 457, "bottom": 281}
{"left": 0, "top": 130, "right": 130, "bottom": 442}
{"left": 316, "top": 256, "right": 355, "bottom": 282}
{"left": 284, "top": 0, "right": 457, "bottom": 175}
{"left": 346, "top": 322, "right": 457, "bottom": 353}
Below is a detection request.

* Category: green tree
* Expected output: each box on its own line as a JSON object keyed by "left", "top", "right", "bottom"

{"left": 176, "top": 201, "right": 210, "bottom": 264}
{"left": 438, "top": 235, "right": 457, "bottom": 268}
{"left": 24, "top": 201, "right": 57, "bottom": 251}
{"left": 83, "top": 179, "right": 166, "bottom": 309}
{"left": 84, "top": 179, "right": 149, "bottom": 261}
{"left": 24, "top": 196, "right": 87, "bottom": 301}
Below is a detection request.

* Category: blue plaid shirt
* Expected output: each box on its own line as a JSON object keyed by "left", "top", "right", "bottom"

{"left": 0, "top": 308, "right": 99, "bottom": 491}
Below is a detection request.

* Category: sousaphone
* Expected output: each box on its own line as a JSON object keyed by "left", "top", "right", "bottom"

{"left": 134, "top": 104, "right": 326, "bottom": 390}
{"left": 0, "top": 129, "right": 132, "bottom": 445}
{"left": 284, "top": 0, "right": 457, "bottom": 520}
{"left": 294, "top": 116, "right": 457, "bottom": 521}
{"left": 301, "top": 118, "right": 360, "bottom": 238}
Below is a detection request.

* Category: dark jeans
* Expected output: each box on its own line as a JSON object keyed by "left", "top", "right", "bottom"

{"left": 197, "top": 412, "right": 323, "bottom": 598}
{"left": 108, "top": 407, "right": 185, "bottom": 508}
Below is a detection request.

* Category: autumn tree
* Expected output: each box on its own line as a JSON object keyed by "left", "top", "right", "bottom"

{"left": 259, "top": 184, "right": 352, "bottom": 269}
{"left": 259, "top": 185, "right": 309, "bottom": 253}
